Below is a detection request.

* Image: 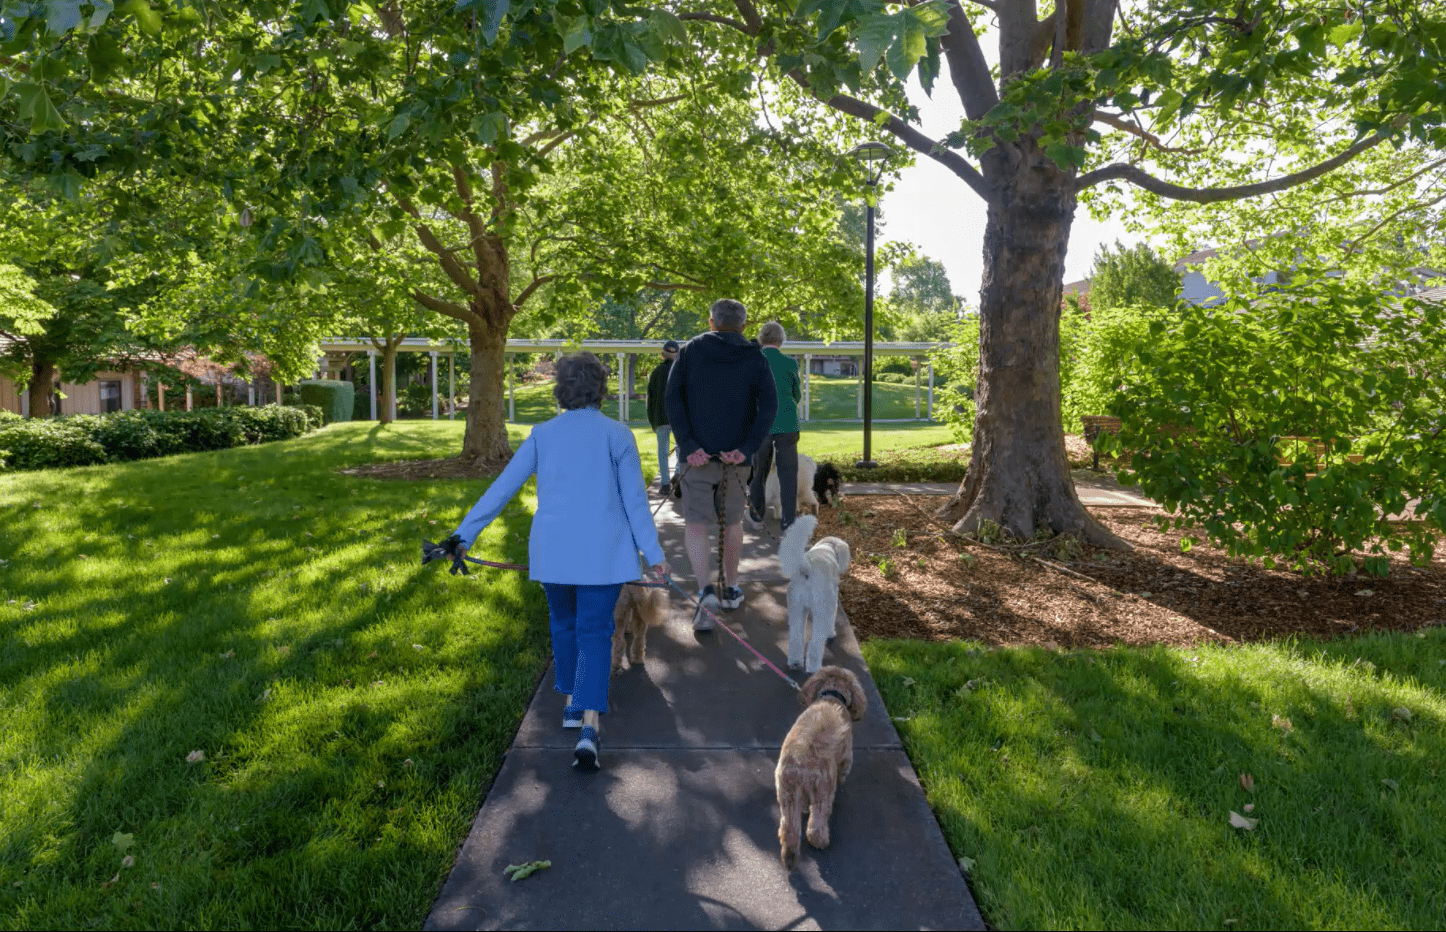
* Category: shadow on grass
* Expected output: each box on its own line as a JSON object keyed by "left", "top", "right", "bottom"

{"left": 864, "top": 635, "right": 1446, "bottom": 929}
{"left": 0, "top": 424, "right": 552, "bottom": 927}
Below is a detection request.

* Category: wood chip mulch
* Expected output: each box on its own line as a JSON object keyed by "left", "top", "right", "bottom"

{"left": 819, "top": 497, "right": 1446, "bottom": 648}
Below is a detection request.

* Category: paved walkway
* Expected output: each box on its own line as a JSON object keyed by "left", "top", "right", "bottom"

{"left": 426, "top": 489, "right": 985, "bottom": 931}
{"left": 845, "top": 469, "right": 1157, "bottom": 507}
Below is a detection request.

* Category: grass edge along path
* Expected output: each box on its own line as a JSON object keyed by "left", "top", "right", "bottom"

{"left": 0, "top": 423, "right": 552, "bottom": 928}
{"left": 862, "top": 632, "right": 1446, "bottom": 930}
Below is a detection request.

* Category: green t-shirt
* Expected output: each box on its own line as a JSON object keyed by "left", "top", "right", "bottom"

{"left": 762, "top": 346, "right": 801, "bottom": 434}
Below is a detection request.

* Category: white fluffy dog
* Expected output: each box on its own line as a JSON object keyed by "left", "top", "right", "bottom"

{"left": 778, "top": 514, "right": 851, "bottom": 673}
{"left": 764, "top": 453, "right": 820, "bottom": 519}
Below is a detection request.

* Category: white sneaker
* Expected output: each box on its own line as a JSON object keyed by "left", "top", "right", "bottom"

{"left": 693, "top": 585, "right": 720, "bottom": 631}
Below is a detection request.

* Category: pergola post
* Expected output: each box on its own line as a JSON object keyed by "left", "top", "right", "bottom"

{"left": 616, "top": 352, "right": 626, "bottom": 422}
{"left": 927, "top": 361, "right": 935, "bottom": 420}
{"left": 185, "top": 385, "right": 194, "bottom": 412}
{"left": 247, "top": 382, "right": 255, "bottom": 406}
{"left": 430, "top": 350, "right": 439, "bottom": 420}
{"left": 507, "top": 355, "right": 516, "bottom": 423}
{"left": 448, "top": 351, "right": 456, "bottom": 420}
{"left": 914, "top": 357, "right": 921, "bottom": 419}
{"left": 20, "top": 388, "right": 29, "bottom": 418}
{"left": 157, "top": 381, "right": 165, "bottom": 412}
{"left": 217, "top": 383, "right": 224, "bottom": 408}
{"left": 803, "top": 354, "right": 811, "bottom": 422}
{"left": 368, "top": 351, "right": 377, "bottom": 420}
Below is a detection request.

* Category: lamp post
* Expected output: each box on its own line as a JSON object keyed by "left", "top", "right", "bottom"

{"left": 850, "top": 140, "right": 893, "bottom": 469}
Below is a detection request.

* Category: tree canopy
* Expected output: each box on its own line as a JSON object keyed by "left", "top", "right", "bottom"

{"left": 1085, "top": 241, "right": 1180, "bottom": 313}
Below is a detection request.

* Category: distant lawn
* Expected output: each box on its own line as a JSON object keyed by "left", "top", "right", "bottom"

{"left": 864, "top": 633, "right": 1446, "bottom": 930}
{"left": 496, "top": 373, "right": 941, "bottom": 425}
{"left": 0, "top": 423, "right": 549, "bottom": 927}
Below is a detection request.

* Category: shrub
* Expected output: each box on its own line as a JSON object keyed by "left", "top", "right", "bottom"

{"left": 352, "top": 387, "right": 374, "bottom": 422}
{"left": 0, "top": 409, "right": 21, "bottom": 422}
{"left": 873, "top": 372, "right": 908, "bottom": 384}
{"left": 298, "top": 379, "right": 355, "bottom": 424}
{"left": 1105, "top": 274, "right": 1446, "bottom": 576}
{"left": 878, "top": 356, "right": 914, "bottom": 376}
{"left": 285, "top": 403, "right": 325, "bottom": 430}
{"left": 930, "top": 317, "right": 981, "bottom": 443}
{"left": 0, "top": 405, "right": 312, "bottom": 473}
{"left": 0, "top": 419, "right": 108, "bottom": 470}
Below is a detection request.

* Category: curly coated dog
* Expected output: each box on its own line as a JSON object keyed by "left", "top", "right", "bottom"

{"left": 778, "top": 514, "right": 851, "bottom": 673}
{"left": 775, "top": 665, "right": 868, "bottom": 871}
{"left": 611, "top": 582, "right": 670, "bottom": 672}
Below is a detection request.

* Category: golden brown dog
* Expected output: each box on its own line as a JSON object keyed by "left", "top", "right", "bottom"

{"left": 775, "top": 665, "right": 868, "bottom": 870}
{"left": 611, "top": 582, "right": 670, "bottom": 672}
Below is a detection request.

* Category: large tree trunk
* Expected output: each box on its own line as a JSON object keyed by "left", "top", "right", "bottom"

{"left": 29, "top": 360, "right": 56, "bottom": 418}
{"left": 938, "top": 142, "right": 1126, "bottom": 549}
{"left": 460, "top": 314, "right": 514, "bottom": 467}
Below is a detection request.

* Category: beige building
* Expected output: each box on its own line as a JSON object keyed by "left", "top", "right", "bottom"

{"left": 0, "top": 370, "right": 147, "bottom": 417}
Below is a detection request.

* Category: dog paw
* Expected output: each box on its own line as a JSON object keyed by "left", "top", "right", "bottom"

{"left": 788, "top": 661, "right": 804, "bottom": 671}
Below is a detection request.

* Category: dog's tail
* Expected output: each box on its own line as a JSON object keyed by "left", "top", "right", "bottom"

{"left": 778, "top": 514, "right": 818, "bottom": 581}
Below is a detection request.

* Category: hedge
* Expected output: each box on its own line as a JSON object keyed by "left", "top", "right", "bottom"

{"left": 298, "top": 380, "right": 355, "bottom": 424}
{"left": 0, "top": 405, "right": 312, "bottom": 473}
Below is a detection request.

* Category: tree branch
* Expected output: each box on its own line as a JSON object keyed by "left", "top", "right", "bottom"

{"left": 677, "top": 11, "right": 754, "bottom": 33}
{"left": 411, "top": 288, "right": 476, "bottom": 324}
{"left": 1076, "top": 124, "right": 1402, "bottom": 202}
{"left": 645, "top": 280, "right": 709, "bottom": 292}
{"left": 1092, "top": 110, "right": 1204, "bottom": 155}
{"left": 823, "top": 92, "right": 995, "bottom": 202}
{"left": 393, "top": 190, "right": 484, "bottom": 296}
{"left": 941, "top": 0, "right": 1001, "bottom": 120}
{"left": 513, "top": 274, "right": 557, "bottom": 307}
{"left": 450, "top": 162, "right": 492, "bottom": 274}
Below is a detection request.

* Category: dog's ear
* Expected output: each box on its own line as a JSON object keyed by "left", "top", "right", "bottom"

{"left": 843, "top": 668, "right": 868, "bottom": 720}
{"left": 798, "top": 669, "right": 823, "bottom": 707}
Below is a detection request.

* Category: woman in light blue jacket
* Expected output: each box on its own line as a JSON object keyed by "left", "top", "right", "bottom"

{"left": 452, "top": 353, "right": 669, "bottom": 772}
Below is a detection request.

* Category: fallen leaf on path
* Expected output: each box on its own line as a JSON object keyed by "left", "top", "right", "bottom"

{"left": 1240, "top": 772, "right": 1255, "bottom": 792}
{"left": 1243, "top": 803, "right": 1255, "bottom": 813}
{"left": 1229, "top": 811, "right": 1258, "bottom": 830}
{"left": 121, "top": 856, "right": 134, "bottom": 868}
{"left": 1393, "top": 707, "right": 1412, "bottom": 722}
{"left": 111, "top": 832, "right": 134, "bottom": 851}
{"left": 1355, "top": 589, "right": 1374, "bottom": 597}
{"left": 504, "top": 860, "right": 551, "bottom": 882}
{"left": 186, "top": 750, "right": 205, "bottom": 763}
{"left": 958, "top": 856, "right": 976, "bottom": 873}
{"left": 102, "top": 873, "right": 120, "bottom": 888}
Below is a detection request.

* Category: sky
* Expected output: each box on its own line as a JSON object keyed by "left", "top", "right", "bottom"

{"left": 875, "top": 59, "right": 1144, "bottom": 307}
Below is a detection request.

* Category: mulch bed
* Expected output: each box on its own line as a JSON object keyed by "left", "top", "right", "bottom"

{"left": 819, "top": 496, "right": 1446, "bottom": 648}
{"left": 339, "top": 457, "right": 505, "bottom": 481}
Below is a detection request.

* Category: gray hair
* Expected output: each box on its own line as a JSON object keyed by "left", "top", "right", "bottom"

{"left": 758, "top": 321, "right": 785, "bottom": 346}
{"left": 553, "top": 352, "right": 608, "bottom": 410}
{"left": 710, "top": 298, "right": 747, "bottom": 332}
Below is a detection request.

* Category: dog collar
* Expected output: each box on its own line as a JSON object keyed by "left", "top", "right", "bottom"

{"left": 818, "top": 688, "right": 850, "bottom": 708}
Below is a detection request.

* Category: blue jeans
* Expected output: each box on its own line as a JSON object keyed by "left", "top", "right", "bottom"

{"left": 655, "top": 425, "right": 673, "bottom": 485}
{"left": 543, "top": 582, "right": 623, "bottom": 715}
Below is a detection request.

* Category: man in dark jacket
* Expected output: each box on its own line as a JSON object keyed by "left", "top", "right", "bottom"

{"left": 646, "top": 340, "right": 679, "bottom": 491}
{"left": 665, "top": 298, "right": 777, "bottom": 627}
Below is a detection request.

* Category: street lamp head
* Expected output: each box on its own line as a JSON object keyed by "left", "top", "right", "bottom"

{"left": 849, "top": 141, "right": 894, "bottom": 163}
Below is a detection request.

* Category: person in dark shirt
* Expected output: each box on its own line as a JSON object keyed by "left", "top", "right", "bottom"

{"left": 646, "top": 340, "right": 680, "bottom": 491}
{"left": 665, "top": 299, "right": 777, "bottom": 627}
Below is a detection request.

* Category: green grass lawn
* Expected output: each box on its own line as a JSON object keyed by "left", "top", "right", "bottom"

{"left": 0, "top": 422, "right": 551, "bottom": 928}
{"left": 863, "top": 633, "right": 1446, "bottom": 930}
{"left": 496, "top": 374, "right": 939, "bottom": 425}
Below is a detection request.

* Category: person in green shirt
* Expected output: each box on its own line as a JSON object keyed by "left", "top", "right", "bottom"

{"left": 746, "top": 321, "right": 802, "bottom": 532}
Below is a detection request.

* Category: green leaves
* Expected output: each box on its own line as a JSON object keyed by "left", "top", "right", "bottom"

{"left": 480, "top": 0, "right": 509, "bottom": 46}
{"left": 562, "top": 15, "right": 591, "bottom": 55}
{"left": 10, "top": 80, "right": 66, "bottom": 132}
{"left": 851, "top": 3, "right": 949, "bottom": 81}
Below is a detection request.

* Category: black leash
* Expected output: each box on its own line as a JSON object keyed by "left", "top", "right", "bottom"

{"left": 421, "top": 536, "right": 667, "bottom": 587}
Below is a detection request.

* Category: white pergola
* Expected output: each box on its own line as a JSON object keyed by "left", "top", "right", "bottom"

{"left": 316, "top": 337, "right": 950, "bottom": 423}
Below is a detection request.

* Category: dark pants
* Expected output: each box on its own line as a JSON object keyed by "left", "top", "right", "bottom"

{"left": 542, "top": 582, "right": 623, "bottom": 715}
{"left": 750, "top": 431, "right": 800, "bottom": 530}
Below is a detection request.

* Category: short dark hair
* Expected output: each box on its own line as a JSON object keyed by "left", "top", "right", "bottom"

{"left": 709, "top": 298, "right": 747, "bottom": 332}
{"left": 662, "top": 340, "right": 680, "bottom": 354}
{"left": 553, "top": 352, "right": 608, "bottom": 410}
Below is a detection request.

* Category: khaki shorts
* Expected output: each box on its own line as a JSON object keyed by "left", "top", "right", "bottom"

{"left": 679, "top": 460, "right": 750, "bottom": 526}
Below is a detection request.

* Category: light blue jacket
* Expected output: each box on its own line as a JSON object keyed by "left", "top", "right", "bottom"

{"left": 453, "top": 408, "right": 665, "bottom": 585}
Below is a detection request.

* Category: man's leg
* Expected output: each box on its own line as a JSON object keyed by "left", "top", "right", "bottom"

{"left": 775, "top": 432, "right": 800, "bottom": 531}
{"left": 723, "top": 520, "right": 743, "bottom": 586}
{"left": 655, "top": 425, "right": 672, "bottom": 487}
{"left": 685, "top": 521, "right": 712, "bottom": 593}
{"left": 748, "top": 434, "right": 775, "bottom": 523}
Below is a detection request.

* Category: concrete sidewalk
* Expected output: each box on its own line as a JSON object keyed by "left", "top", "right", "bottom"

{"left": 425, "top": 490, "right": 985, "bottom": 931}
